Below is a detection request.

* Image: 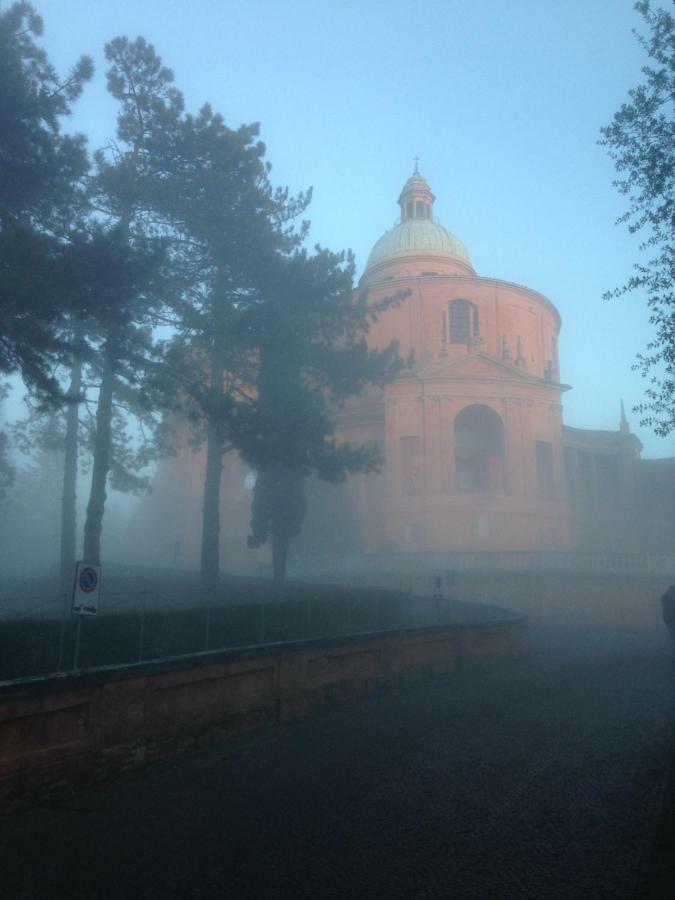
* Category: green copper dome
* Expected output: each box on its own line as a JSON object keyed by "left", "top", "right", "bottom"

{"left": 363, "top": 168, "right": 472, "bottom": 277}
{"left": 365, "top": 219, "right": 471, "bottom": 271}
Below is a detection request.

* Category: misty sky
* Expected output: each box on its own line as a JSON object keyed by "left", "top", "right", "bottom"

{"left": 9, "top": 0, "right": 675, "bottom": 459}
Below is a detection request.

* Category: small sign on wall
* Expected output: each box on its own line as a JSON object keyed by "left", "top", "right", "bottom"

{"left": 72, "top": 561, "right": 101, "bottom": 615}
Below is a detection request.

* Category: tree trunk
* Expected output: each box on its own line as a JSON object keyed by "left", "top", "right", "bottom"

{"left": 82, "top": 340, "right": 116, "bottom": 564}
{"left": 200, "top": 344, "right": 225, "bottom": 586}
{"left": 271, "top": 529, "right": 288, "bottom": 588}
{"left": 60, "top": 349, "right": 82, "bottom": 585}
{"left": 200, "top": 417, "right": 224, "bottom": 586}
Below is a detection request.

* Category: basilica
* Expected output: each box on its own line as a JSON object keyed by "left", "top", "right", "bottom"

{"left": 139, "top": 168, "right": 675, "bottom": 570}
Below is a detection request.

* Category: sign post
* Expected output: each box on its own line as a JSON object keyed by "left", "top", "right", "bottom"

{"left": 72, "top": 562, "right": 101, "bottom": 615}
{"left": 72, "top": 562, "right": 101, "bottom": 669}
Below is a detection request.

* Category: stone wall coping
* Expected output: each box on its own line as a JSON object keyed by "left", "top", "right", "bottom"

{"left": 0, "top": 616, "right": 526, "bottom": 699}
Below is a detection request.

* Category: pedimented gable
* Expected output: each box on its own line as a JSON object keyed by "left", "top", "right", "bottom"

{"left": 419, "top": 351, "right": 538, "bottom": 383}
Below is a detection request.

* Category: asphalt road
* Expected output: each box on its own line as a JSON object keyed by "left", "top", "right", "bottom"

{"left": 2, "top": 624, "right": 673, "bottom": 899}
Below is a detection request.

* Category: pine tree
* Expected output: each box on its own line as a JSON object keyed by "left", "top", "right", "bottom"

{"left": 77, "top": 38, "right": 182, "bottom": 565}
{"left": 77, "top": 227, "right": 167, "bottom": 564}
{"left": 0, "top": 2, "right": 92, "bottom": 398}
{"left": 151, "top": 103, "right": 308, "bottom": 585}
{"left": 238, "top": 247, "right": 406, "bottom": 585}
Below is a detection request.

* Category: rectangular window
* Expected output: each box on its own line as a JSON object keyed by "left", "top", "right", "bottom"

{"left": 415, "top": 200, "right": 425, "bottom": 218}
{"left": 400, "top": 436, "right": 421, "bottom": 495}
{"left": 536, "top": 441, "right": 554, "bottom": 499}
{"left": 406, "top": 201, "right": 413, "bottom": 219}
{"left": 449, "top": 300, "right": 471, "bottom": 343}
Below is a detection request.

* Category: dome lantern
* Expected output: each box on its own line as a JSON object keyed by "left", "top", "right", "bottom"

{"left": 362, "top": 167, "right": 474, "bottom": 282}
{"left": 398, "top": 162, "right": 435, "bottom": 222}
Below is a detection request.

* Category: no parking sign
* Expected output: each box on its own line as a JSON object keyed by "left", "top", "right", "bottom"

{"left": 72, "top": 561, "right": 101, "bottom": 615}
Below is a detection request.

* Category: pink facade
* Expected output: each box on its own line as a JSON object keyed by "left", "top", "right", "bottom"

{"left": 135, "top": 169, "right": 674, "bottom": 570}
{"left": 338, "top": 169, "right": 574, "bottom": 553}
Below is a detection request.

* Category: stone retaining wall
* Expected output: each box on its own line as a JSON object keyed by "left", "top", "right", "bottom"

{"left": 0, "top": 618, "right": 526, "bottom": 813}
{"left": 332, "top": 571, "right": 669, "bottom": 631}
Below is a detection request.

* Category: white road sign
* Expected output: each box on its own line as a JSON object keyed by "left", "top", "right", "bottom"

{"left": 72, "top": 561, "right": 101, "bottom": 615}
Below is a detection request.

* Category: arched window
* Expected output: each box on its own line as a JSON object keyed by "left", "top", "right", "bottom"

{"left": 447, "top": 299, "right": 479, "bottom": 344}
{"left": 454, "top": 405, "right": 505, "bottom": 493}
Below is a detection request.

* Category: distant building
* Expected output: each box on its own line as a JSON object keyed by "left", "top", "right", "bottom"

{"left": 332, "top": 167, "right": 675, "bottom": 557}
{"left": 135, "top": 168, "right": 675, "bottom": 569}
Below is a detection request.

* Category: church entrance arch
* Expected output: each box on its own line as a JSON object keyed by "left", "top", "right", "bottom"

{"left": 454, "top": 404, "right": 505, "bottom": 493}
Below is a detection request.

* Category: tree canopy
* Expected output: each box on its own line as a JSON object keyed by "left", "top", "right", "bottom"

{"left": 0, "top": 1, "right": 92, "bottom": 397}
{"left": 600, "top": 1, "right": 675, "bottom": 436}
{"left": 239, "top": 247, "right": 406, "bottom": 584}
{"left": 141, "top": 84, "right": 310, "bottom": 584}
{"left": 1, "top": 5, "right": 404, "bottom": 582}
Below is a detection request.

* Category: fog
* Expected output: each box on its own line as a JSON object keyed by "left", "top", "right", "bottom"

{"left": 2, "top": 0, "right": 674, "bottom": 604}
{"left": 1, "top": 2, "right": 675, "bottom": 895}
{"left": 0, "top": 0, "right": 673, "bottom": 687}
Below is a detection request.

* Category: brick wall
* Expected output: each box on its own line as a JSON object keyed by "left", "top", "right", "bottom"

{"left": 0, "top": 619, "right": 525, "bottom": 812}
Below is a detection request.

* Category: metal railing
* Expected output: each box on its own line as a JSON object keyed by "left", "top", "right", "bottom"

{"left": 2, "top": 587, "right": 496, "bottom": 683}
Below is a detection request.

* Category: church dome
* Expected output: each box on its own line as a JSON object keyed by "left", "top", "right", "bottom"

{"left": 362, "top": 166, "right": 473, "bottom": 281}
{"left": 365, "top": 219, "right": 471, "bottom": 270}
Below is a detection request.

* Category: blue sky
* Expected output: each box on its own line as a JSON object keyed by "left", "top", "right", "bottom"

{"left": 14, "top": 0, "right": 675, "bottom": 457}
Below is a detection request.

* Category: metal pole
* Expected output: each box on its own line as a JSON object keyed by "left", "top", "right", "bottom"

{"left": 73, "top": 615, "right": 83, "bottom": 671}
{"left": 57, "top": 592, "right": 68, "bottom": 672}
{"left": 204, "top": 590, "right": 212, "bottom": 652}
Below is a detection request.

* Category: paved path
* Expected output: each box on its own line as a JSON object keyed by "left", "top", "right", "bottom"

{"left": 2, "top": 625, "right": 673, "bottom": 899}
